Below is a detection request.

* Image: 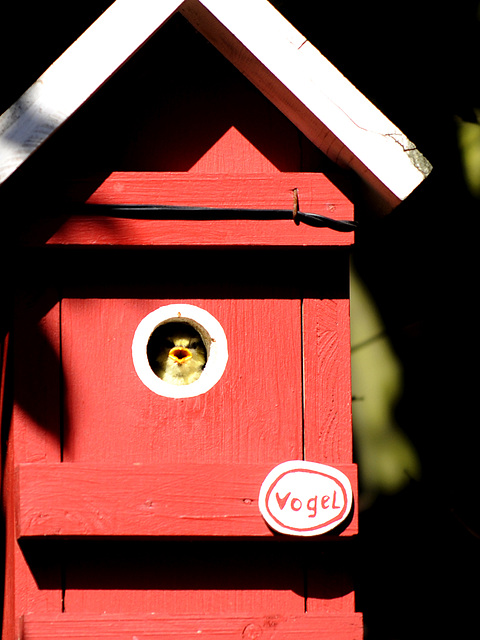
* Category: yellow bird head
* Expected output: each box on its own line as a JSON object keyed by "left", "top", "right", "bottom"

{"left": 148, "top": 322, "right": 207, "bottom": 385}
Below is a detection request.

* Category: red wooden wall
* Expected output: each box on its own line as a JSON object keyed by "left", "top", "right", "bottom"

{"left": 2, "top": 14, "right": 362, "bottom": 640}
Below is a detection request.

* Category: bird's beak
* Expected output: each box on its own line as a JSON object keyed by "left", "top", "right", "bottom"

{"left": 168, "top": 346, "right": 193, "bottom": 363}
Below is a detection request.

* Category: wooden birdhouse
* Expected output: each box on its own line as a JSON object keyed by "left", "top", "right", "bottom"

{"left": 0, "top": 1, "right": 430, "bottom": 639}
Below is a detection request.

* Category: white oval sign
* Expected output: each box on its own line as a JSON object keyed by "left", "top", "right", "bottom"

{"left": 259, "top": 461, "right": 353, "bottom": 536}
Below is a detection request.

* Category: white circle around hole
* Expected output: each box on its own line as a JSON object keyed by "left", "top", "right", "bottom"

{"left": 132, "top": 304, "right": 228, "bottom": 399}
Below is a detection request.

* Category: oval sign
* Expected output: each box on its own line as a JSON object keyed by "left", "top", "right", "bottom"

{"left": 259, "top": 461, "right": 353, "bottom": 536}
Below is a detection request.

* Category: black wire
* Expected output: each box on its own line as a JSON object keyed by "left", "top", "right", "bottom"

{"left": 82, "top": 204, "right": 358, "bottom": 232}
{"left": 294, "top": 210, "right": 357, "bottom": 231}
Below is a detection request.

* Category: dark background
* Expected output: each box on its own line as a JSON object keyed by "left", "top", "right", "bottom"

{"left": 2, "top": 1, "right": 479, "bottom": 637}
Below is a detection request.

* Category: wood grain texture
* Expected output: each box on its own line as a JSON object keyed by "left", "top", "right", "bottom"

{"left": 4, "top": 294, "right": 359, "bottom": 626}
{"left": 16, "top": 463, "right": 358, "bottom": 538}
{"left": 81, "top": 173, "right": 352, "bottom": 210}
{"left": 5, "top": 282, "right": 357, "bottom": 625}
{"left": 3, "top": 3, "right": 363, "bottom": 632}
{"left": 24, "top": 173, "right": 354, "bottom": 248}
{"left": 57, "top": 296, "right": 306, "bottom": 615}
{"left": 30, "top": 216, "right": 354, "bottom": 248}
{"left": 60, "top": 298, "right": 303, "bottom": 465}
{"left": 303, "top": 299, "right": 353, "bottom": 464}
{"left": 5, "top": 247, "right": 356, "bottom": 629}
{"left": 21, "top": 612, "right": 364, "bottom": 639}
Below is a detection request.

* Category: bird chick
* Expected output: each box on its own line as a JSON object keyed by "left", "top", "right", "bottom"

{"left": 148, "top": 322, "right": 207, "bottom": 385}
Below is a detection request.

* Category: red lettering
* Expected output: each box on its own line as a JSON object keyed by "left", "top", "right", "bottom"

{"left": 291, "top": 498, "right": 302, "bottom": 511}
{"left": 276, "top": 492, "right": 291, "bottom": 510}
{"left": 307, "top": 496, "right": 317, "bottom": 518}
{"left": 321, "top": 495, "right": 330, "bottom": 509}
{"left": 332, "top": 490, "right": 340, "bottom": 509}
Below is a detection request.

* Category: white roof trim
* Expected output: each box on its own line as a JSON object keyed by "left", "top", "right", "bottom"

{"left": 0, "top": 0, "right": 431, "bottom": 211}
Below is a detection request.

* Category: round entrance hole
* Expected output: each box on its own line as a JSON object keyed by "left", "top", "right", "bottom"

{"left": 132, "top": 304, "right": 228, "bottom": 398}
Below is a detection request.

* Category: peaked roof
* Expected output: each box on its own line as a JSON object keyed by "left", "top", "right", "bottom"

{"left": 0, "top": 0, "right": 431, "bottom": 212}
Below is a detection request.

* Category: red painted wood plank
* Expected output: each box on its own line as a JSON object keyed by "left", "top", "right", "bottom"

{"left": 35, "top": 216, "right": 354, "bottom": 248}
{"left": 58, "top": 296, "right": 306, "bottom": 615}
{"left": 303, "top": 299, "right": 353, "bottom": 464}
{"left": 12, "top": 294, "right": 62, "bottom": 464}
{"left": 60, "top": 298, "right": 304, "bottom": 465}
{"left": 0, "top": 331, "right": 8, "bottom": 482}
{"left": 23, "top": 173, "right": 354, "bottom": 248}
{"left": 21, "top": 613, "right": 364, "bottom": 639}
{"left": 16, "top": 463, "right": 358, "bottom": 538}
{"left": 186, "top": 126, "right": 285, "bottom": 174}
{"left": 81, "top": 173, "right": 352, "bottom": 212}
{"left": 2, "top": 294, "right": 64, "bottom": 639}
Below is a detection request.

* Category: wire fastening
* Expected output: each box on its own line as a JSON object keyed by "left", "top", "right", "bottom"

{"left": 83, "top": 198, "right": 358, "bottom": 232}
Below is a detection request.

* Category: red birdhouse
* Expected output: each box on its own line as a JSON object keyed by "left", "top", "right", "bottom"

{"left": 0, "top": 1, "right": 430, "bottom": 639}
